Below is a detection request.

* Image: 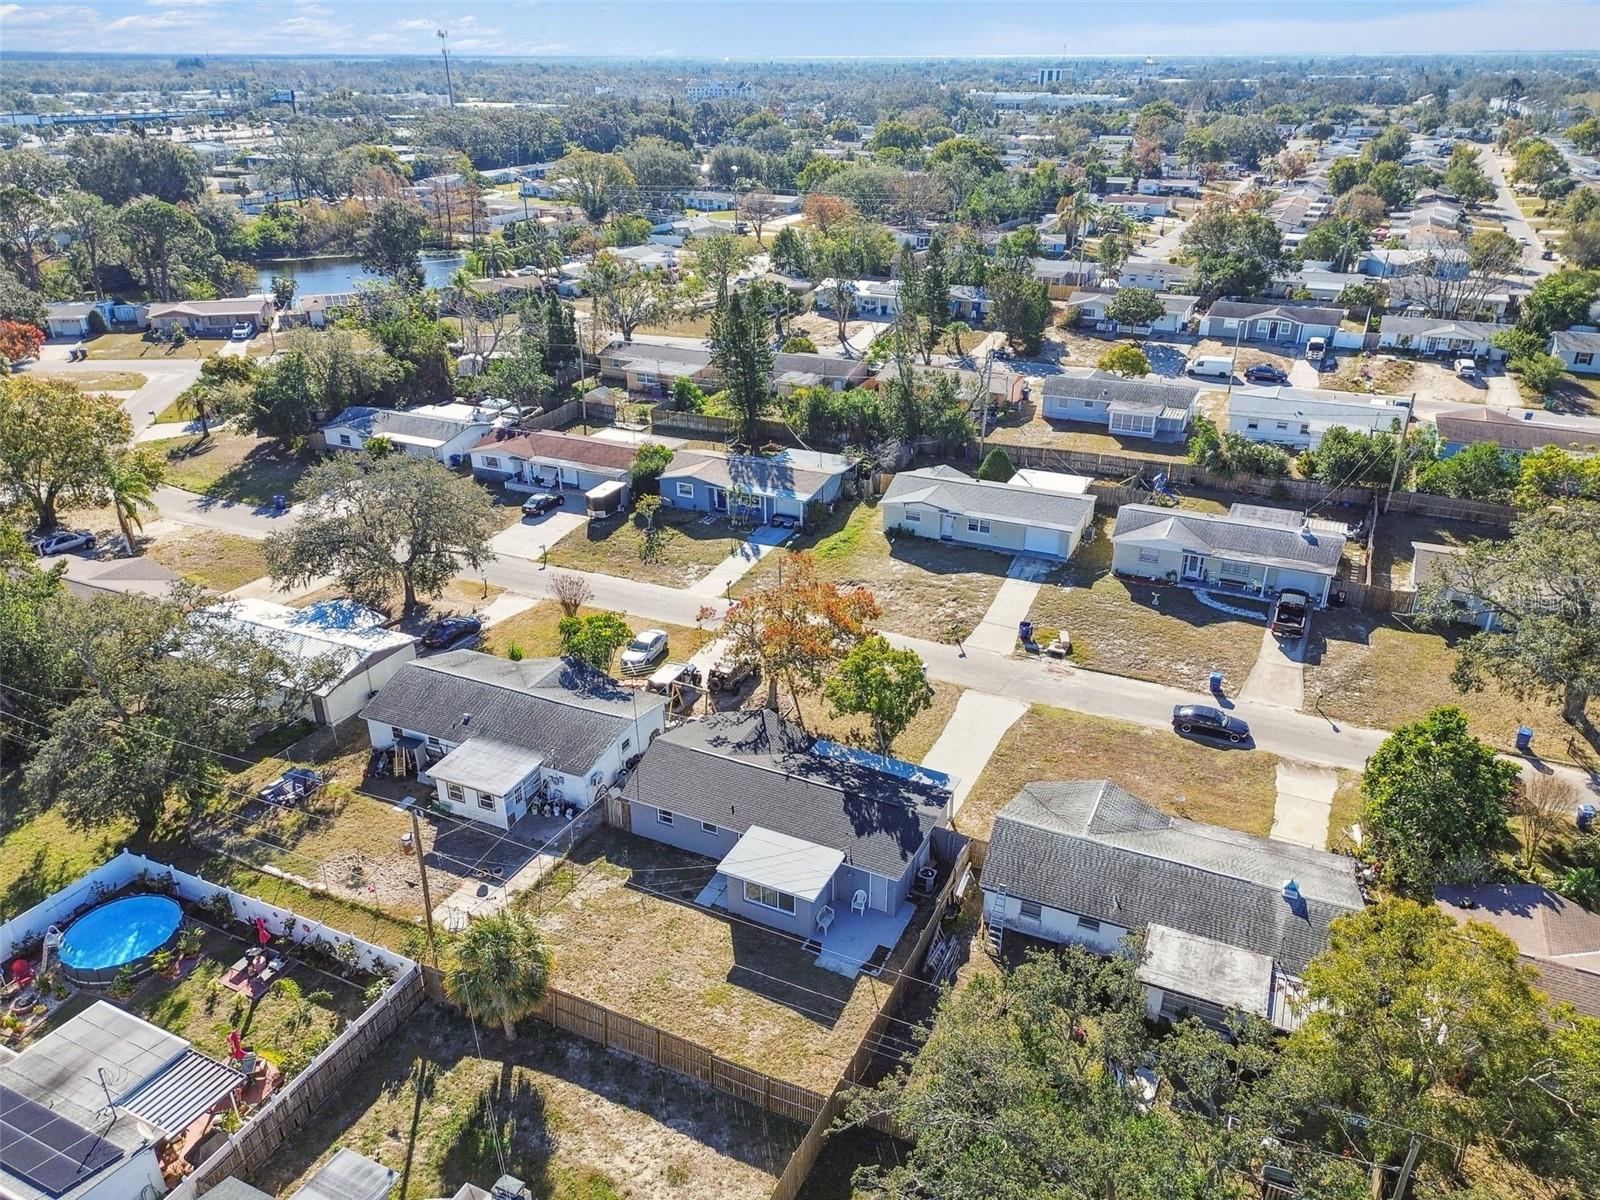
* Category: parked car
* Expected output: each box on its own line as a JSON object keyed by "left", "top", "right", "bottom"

{"left": 1244, "top": 363, "right": 1288, "bottom": 384}
{"left": 646, "top": 662, "right": 702, "bottom": 715}
{"left": 1454, "top": 358, "right": 1480, "bottom": 380}
{"left": 1304, "top": 337, "right": 1328, "bottom": 361}
{"left": 1186, "top": 355, "right": 1234, "bottom": 379}
{"left": 1171, "top": 704, "right": 1251, "bottom": 744}
{"left": 28, "top": 529, "right": 96, "bottom": 557}
{"left": 1270, "top": 589, "right": 1311, "bottom": 640}
{"left": 709, "top": 656, "right": 758, "bottom": 693}
{"left": 421, "top": 615, "right": 483, "bottom": 651}
{"left": 230, "top": 322, "right": 255, "bottom": 340}
{"left": 620, "top": 629, "right": 670, "bottom": 675}
{"left": 521, "top": 490, "right": 565, "bottom": 517}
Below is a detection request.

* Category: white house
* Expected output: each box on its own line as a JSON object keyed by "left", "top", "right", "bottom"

{"left": 470, "top": 428, "right": 639, "bottom": 500}
{"left": 1550, "top": 329, "right": 1600, "bottom": 375}
{"left": 319, "top": 403, "right": 502, "bottom": 464}
{"left": 658, "top": 447, "right": 852, "bottom": 528}
{"left": 1376, "top": 316, "right": 1510, "bottom": 359}
{"left": 1198, "top": 301, "right": 1343, "bottom": 346}
{"left": 1039, "top": 368, "right": 1199, "bottom": 441}
{"left": 1110, "top": 502, "right": 1348, "bottom": 605}
{"left": 1227, "top": 385, "right": 1410, "bottom": 451}
{"left": 981, "top": 781, "right": 1365, "bottom": 1029}
{"left": 361, "top": 652, "right": 666, "bottom": 830}
{"left": 1065, "top": 289, "right": 1197, "bottom": 335}
{"left": 1099, "top": 193, "right": 1172, "bottom": 218}
{"left": 1412, "top": 541, "right": 1501, "bottom": 631}
{"left": 146, "top": 296, "right": 273, "bottom": 336}
{"left": 44, "top": 300, "right": 108, "bottom": 339}
{"left": 1118, "top": 259, "right": 1194, "bottom": 292}
{"left": 212, "top": 597, "right": 418, "bottom": 726}
{"left": 881, "top": 465, "right": 1096, "bottom": 561}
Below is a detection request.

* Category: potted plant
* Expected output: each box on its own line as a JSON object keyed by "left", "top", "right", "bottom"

{"left": 149, "top": 950, "right": 177, "bottom": 978}
{"left": 178, "top": 925, "right": 203, "bottom": 959}
{"left": 110, "top": 965, "right": 139, "bottom": 999}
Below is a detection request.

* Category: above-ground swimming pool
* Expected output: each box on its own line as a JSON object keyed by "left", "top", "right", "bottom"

{"left": 58, "top": 894, "right": 183, "bottom": 986}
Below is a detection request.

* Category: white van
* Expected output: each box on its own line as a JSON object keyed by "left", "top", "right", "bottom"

{"left": 1186, "top": 356, "right": 1234, "bottom": 379}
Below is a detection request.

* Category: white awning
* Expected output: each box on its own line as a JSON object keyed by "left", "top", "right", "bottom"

{"left": 428, "top": 738, "right": 543, "bottom": 796}
{"left": 718, "top": 826, "right": 844, "bottom": 905}
{"left": 1136, "top": 923, "right": 1276, "bottom": 1021}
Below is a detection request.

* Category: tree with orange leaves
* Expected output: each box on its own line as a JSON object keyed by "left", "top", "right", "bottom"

{"left": 721, "top": 551, "right": 881, "bottom": 721}
{"left": 802, "top": 193, "right": 858, "bottom": 235}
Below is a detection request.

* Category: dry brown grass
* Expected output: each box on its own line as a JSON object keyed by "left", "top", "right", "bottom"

{"left": 1368, "top": 513, "right": 1493, "bottom": 590}
{"left": 482, "top": 599, "right": 714, "bottom": 670}
{"left": 147, "top": 530, "right": 270, "bottom": 592}
{"left": 31, "top": 370, "right": 149, "bottom": 392}
{"left": 956, "top": 703, "right": 1281, "bottom": 843}
{"left": 546, "top": 507, "right": 742, "bottom": 588}
{"left": 750, "top": 681, "right": 962, "bottom": 766}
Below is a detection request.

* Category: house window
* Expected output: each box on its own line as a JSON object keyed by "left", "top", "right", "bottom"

{"left": 701, "top": 820, "right": 719, "bottom": 834}
{"left": 1300, "top": 424, "right": 1311, "bottom": 435}
{"left": 478, "top": 794, "right": 496, "bottom": 810}
{"left": 966, "top": 518, "right": 991, "bottom": 535}
{"left": 1579, "top": 352, "right": 1595, "bottom": 366}
{"left": 621, "top": 737, "right": 632, "bottom": 754}
{"left": 676, "top": 482, "right": 695, "bottom": 499}
{"left": 1246, "top": 421, "right": 1259, "bottom": 430}
{"left": 446, "top": 783, "right": 465, "bottom": 803}
{"left": 904, "top": 510, "right": 921, "bottom": 523}
{"left": 390, "top": 726, "right": 404, "bottom": 741}
{"left": 482, "top": 456, "right": 500, "bottom": 469}
{"left": 1275, "top": 422, "right": 1289, "bottom": 430}
{"left": 1137, "top": 548, "right": 1160, "bottom": 564}
{"left": 743, "top": 881, "right": 797, "bottom": 915}
{"left": 657, "top": 808, "right": 674, "bottom": 825}
{"left": 1077, "top": 915, "right": 1101, "bottom": 933}
{"left": 1020, "top": 899, "right": 1042, "bottom": 920}
{"left": 338, "top": 434, "right": 353, "bottom": 446}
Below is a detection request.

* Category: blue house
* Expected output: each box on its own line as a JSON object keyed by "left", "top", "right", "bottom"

{"left": 657, "top": 447, "right": 853, "bottom": 527}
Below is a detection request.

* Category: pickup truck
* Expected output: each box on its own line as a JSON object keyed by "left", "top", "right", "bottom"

{"left": 1270, "top": 589, "right": 1311, "bottom": 640}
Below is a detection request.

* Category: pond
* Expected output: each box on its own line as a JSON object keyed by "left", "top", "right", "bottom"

{"left": 255, "top": 253, "right": 468, "bottom": 296}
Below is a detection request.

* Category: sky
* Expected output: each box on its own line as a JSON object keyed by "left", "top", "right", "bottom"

{"left": 0, "top": 0, "right": 1598, "bottom": 59}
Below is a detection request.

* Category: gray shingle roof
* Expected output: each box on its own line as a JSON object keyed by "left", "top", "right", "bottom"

{"left": 327, "top": 406, "right": 489, "bottom": 445}
{"left": 472, "top": 429, "right": 640, "bottom": 471}
{"left": 1551, "top": 329, "right": 1600, "bottom": 355}
{"left": 1207, "top": 300, "right": 1344, "bottom": 327}
{"left": 1039, "top": 368, "right": 1200, "bottom": 413}
{"left": 660, "top": 450, "right": 846, "bottom": 500}
{"left": 883, "top": 466, "right": 1095, "bottom": 532}
{"left": 1381, "top": 316, "right": 1508, "bottom": 342}
{"left": 360, "top": 652, "right": 663, "bottom": 775}
{"left": 1112, "top": 503, "right": 1346, "bottom": 573}
{"left": 985, "top": 781, "right": 1364, "bottom": 973}
{"left": 620, "top": 710, "right": 948, "bottom": 878}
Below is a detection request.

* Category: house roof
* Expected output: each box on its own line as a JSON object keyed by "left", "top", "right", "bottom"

{"left": 1136, "top": 923, "right": 1282, "bottom": 1025}
{"left": 1410, "top": 541, "right": 1469, "bottom": 590}
{"left": 45, "top": 301, "right": 98, "bottom": 319}
{"left": 1112, "top": 503, "right": 1346, "bottom": 574}
{"left": 1207, "top": 300, "right": 1345, "bottom": 327}
{"left": 428, "top": 738, "right": 545, "bottom": 796}
{"left": 619, "top": 710, "right": 948, "bottom": 879}
{"left": 1120, "top": 259, "right": 1194, "bottom": 281}
{"left": 1040, "top": 368, "right": 1200, "bottom": 414}
{"left": 0, "top": 1002, "right": 185, "bottom": 1114}
{"left": 361, "top": 652, "right": 663, "bottom": 776}
{"left": 1551, "top": 329, "right": 1600, "bottom": 355}
{"left": 719, "top": 825, "right": 844, "bottom": 904}
{"left": 212, "top": 599, "right": 415, "bottom": 694}
{"left": 883, "top": 465, "right": 1096, "bottom": 533}
{"left": 1031, "top": 257, "right": 1099, "bottom": 278}
{"left": 117, "top": 1049, "right": 244, "bottom": 1138}
{"left": 1229, "top": 385, "right": 1410, "bottom": 430}
{"left": 325, "top": 405, "right": 493, "bottom": 449}
{"left": 1435, "top": 884, "right": 1600, "bottom": 969}
{"left": 147, "top": 298, "right": 270, "bottom": 317}
{"left": 984, "top": 781, "right": 1364, "bottom": 973}
{"left": 1380, "top": 316, "right": 1508, "bottom": 342}
{"left": 471, "top": 429, "right": 639, "bottom": 472}
{"left": 659, "top": 449, "right": 846, "bottom": 501}
{"left": 1433, "top": 406, "right": 1600, "bottom": 452}
{"left": 1066, "top": 290, "right": 1197, "bottom": 317}
{"left": 58, "top": 555, "right": 179, "bottom": 601}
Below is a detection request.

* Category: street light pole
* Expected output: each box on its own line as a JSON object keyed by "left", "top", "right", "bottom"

{"left": 1225, "top": 319, "right": 1244, "bottom": 402}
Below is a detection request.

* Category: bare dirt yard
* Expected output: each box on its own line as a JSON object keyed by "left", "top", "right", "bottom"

{"left": 256, "top": 1006, "right": 803, "bottom": 1200}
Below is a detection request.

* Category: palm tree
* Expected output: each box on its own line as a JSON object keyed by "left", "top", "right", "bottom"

{"left": 443, "top": 911, "right": 553, "bottom": 1039}
{"left": 481, "top": 239, "right": 510, "bottom": 279}
{"left": 1056, "top": 191, "right": 1101, "bottom": 259}
{"left": 105, "top": 448, "right": 163, "bottom": 555}
{"left": 942, "top": 320, "right": 971, "bottom": 359}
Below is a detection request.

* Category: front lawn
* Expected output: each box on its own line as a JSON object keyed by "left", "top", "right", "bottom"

{"left": 255, "top": 1005, "right": 801, "bottom": 1200}
{"left": 147, "top": 530, "right": 270, "bottom": 592}
{"left": 481, "top": 599, "right": 714, "bottom": 669}
{"left": 146, "top": 430, "right": 311, "bottom": 508}
{"left": 1545, "top": 373, "right": 1600, "bottom": 417}
{"left": 84, "top": 332, "right": 225, "bottom": 361}
{"left": 31, "top": 370, "right": 149, "bottom": 392}
{"left": 1025, "top": 519, "right": 1267, "bottom": 693}
{"left": 735, "top": 500, "right": 1012, "bottom": 642}
{"left": 956, "top": 702, "right": 1281, "bottom": 843}
{"left": 546, "top": 508, "right": 741, "bottom": 588}
{"left": 747, "top": 681, "right": 963, "bottom": 765}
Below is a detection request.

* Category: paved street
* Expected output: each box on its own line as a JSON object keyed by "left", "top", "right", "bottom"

{"left": 151, "top": 485, "right": 297, "bottom": 538}
{"left": 24, "top": 355, "right": 203, "bottom": 436}
{"left": 1479, "top": 147, "right": 1554, "bottom": 279}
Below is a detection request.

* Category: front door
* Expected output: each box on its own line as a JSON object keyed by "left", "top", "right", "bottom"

{"left": 1181, "top": 552, "right": 1207, "bottom": 581}
{"left": 710, "top": 487, "right": 728, "bottom": 513}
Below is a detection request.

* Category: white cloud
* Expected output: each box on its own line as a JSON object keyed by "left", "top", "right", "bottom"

{"left": 1, "top": 3, "right": 98, "bottom": 26}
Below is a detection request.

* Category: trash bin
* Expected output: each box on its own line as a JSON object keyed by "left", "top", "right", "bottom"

{"left": 272, "top": 493, "right": 286, "bottom": 513}
{"left": 1516, "top": 725, "right": 1534, "bottom": 753}
{"left": 1018, "top": 620, "right": 1034, "bottom": 645}
{"left": 1209, "top": 670, "right": 1224, "bottom": 694}
{"left": 1578, "top": 804, "right": 1596, "bottom": 834}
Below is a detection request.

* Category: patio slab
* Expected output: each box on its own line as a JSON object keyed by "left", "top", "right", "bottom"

{"left": 814, "top": 901, "right": 916, "bottom": 979}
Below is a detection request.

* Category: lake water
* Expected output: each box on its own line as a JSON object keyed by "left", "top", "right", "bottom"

{"left": 256, "top": 254, "right": 468, "bottom": 296}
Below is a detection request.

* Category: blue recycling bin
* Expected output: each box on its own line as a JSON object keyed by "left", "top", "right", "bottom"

{"left": 1018, "top": 620, "right": 1034, "bottom": 645}
{"left": 1579, "top": 804, "right": 1597, "bottom": 834}
{"left": 1209, "top": 670, "right": 1224, "bottom": 694}
{"left": 272, "top": 493, "right": 287, "bottom": 514}
{"left": 1516, "top": 725, "right": 1534, "bottom": 753}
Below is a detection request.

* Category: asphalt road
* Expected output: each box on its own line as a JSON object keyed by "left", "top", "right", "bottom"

{"left": 1478, "top": 147, "right": 1554, "bottom": 280}
{"left": 22, "top": 354, "right": 203, "bottom": 436}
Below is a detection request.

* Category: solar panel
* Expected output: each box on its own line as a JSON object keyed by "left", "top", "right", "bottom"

{"left": 0, "top": 1084, "right": 126, "bottom": 1197}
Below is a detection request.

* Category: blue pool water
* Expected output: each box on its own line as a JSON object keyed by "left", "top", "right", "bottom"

{"left": 60, "top": 895, "right": 182, "bottom": 971}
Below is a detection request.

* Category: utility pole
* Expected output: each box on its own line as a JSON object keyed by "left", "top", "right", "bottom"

{"left": 1384, "top": 390, "right": 1414, "bottom": 513}
{"left": 1390, "top": 1134, "right": 1422, "bottom": 1200}
{"left": 409, "top": 807, "right": 438, "bottom": 963}
{"left": 437, "top": 28, "right": 456, "bottom": 110}
{"left": 1225, "top": 318, "right": 1244, "bottom": 403}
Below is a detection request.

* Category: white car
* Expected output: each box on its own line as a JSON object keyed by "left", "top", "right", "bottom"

{"left": 1455, "top": 358, "right": 1480, "bottom": 380}
{"left": 619, "top": 629, "right": 669, "bottom": 676}
{"left": 29, "top": 529, "right": 97, "bottom": 557}
{"left": 230, "top": 322, "right": 255, "bottom": 340}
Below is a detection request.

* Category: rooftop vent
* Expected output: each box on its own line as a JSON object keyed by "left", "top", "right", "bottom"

{"left": 1282, "top": 879, "right": 1301, "bottom": 901}
{"left": 462, "top": 712, "right": 473, "bottom": 727}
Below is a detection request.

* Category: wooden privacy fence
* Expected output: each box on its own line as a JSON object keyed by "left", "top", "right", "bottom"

{"left": 177, "top": 963, "right": 427, "bottom": 1197}
{"left": 519, "top": 396, "right": 619, "bottom": 431}
{"left": 648, "top": 408, "right": 805, "bottom": 447}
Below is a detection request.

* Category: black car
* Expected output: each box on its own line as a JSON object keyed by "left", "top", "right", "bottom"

{"left": 1243, "top": 363, "right": 1288, "bottom": 384}
{"left": 521, "top": 490, "right": 565, "bottom": 517}
{"left": 1171, "top": 704, "right": 1251, "bottom": 744}
{"left": 421, "top": 615, "right": 483, "bottom": 651}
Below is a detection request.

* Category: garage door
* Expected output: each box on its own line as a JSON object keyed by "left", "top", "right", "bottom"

{"left": 1023, "top": 526, "right": 1062, "bottom": 557}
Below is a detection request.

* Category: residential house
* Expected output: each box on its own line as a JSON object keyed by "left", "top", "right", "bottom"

{"left": 362, "top": 652, "right": 666, "bottom": 830}
{"left": 1434, "top": 406, "right": 1600, "bottom": 456}
{"left": 771, "top": 351, "right": 874, "bottom": 396}
{"left": 981, "top": 781, "right": 1365, "bottom": 1029}
{"left": 948, "top": 283, "right": 990, "bottom": 323}
{"left": 1137, "top": 177, "right": 1202, "bottom": 197}
{"left": 470, "top": 429, "right": 638, "bottom": 502}
{"left": 0, "top": 1001, "right": 250, "bottom": 1200}
{"left": 872, "top": 362, "right": 1016, "bottom": 410}
{"left": 214, "top": 598, "right": 417, "bottom": 726}
{"left": 1039, "top": 368, "right": 1200, "bottom": 441}
{"left": 319, "top": 403, "right": 501, "bottom": 464}
{"left": 813, "top": 278, "right": 902, "bottom": 318}
{"left": 1387, "top": 274, "right": 1511, "bottom": 319}
{"left": 1032, "top": 257, "right": 1101, "bottom": 299}
{"left": 621, "top": 709, "right": 950, "bottom": 973}
{"left": 1065, "top": 289, "right": 1197, "bottom": 335}
{"left": 1358, "top": 246, "right": 1448, "bottom": 278}
{"left": 658, "top": 447, "right": 853, "bottom": 527}
{"left": 43, "top": 299, "right": 108, "bottom": 339}
{"left": 740, "top": 191, "right": 803, "bottom": 214}
{"left": 294, "top": 291, "right": 359, "bottom": 329}
{"left": 58, "top": 555, "right": 179, "bottom": 602}
{"left": 1272, "top": 268, "right": 1367, "bottom": 303}
{"left": 1099, "top": 193, "right": 1172, "bottom": 219}
{"left": 1376, "top": 316, "right": 1510, "bottom": 359}
{"left": 597, "top": 341, "right": 717, "bottom": 394}
{"left": 1437, "top": 884, "right": 1600, "bottom": 1017}
{"left": 1111, "top": 502, "right": 1348, "bottom": 604}
{"left": 1551, "top": 329, "right": 1600, "bottom": 375}
{"left": 1199, "top": 301, "right": 1343, "bottom": 346}
{"left": 679, "top": 189, "right": 738, "bottom": 211}
{"left": 146, "top": 296, "right": 273, "bottom": 336}
{"left": 1227, "top": 385, "right": 1410, "bottom": 451}
{"left": 882, "top": 465, "right": 1095, "bottom": 560}
{"left": 1118, "top": 259, "right": 1194, "bottom": 292}
{"left": 1411, "top": 541, "right": 1500, "bottom": 630}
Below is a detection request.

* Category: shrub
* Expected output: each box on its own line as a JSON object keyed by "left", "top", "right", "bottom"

{"left": 781, "top": 335, "right": 818, "bottom": 353}
{"left": 975, "top": 447, "right": 1017, "bottom": 482}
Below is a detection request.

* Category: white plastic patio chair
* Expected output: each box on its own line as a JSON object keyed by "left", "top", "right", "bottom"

{"left": 850, "top": 889, "right": 868, "bottom": 916}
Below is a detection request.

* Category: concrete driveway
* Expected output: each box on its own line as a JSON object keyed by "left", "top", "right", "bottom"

{"left": 1270, "top": 760, "right": 1337, "bottom": 849}
{"left": 488, "top": 508, "right": 588, "bottom": 560}
{"left": 689, "top": 525, "right": 792, "bottom": 597}
{"left": 1287, "top": 359, "right": 1322, "bottom": 388}
{"left": 1240, "top": 627, "right": 1306, "bottom": 710}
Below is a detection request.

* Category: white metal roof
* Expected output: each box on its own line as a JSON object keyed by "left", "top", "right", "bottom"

{"left": 1136, "top": 922, "right": 1278, "bottom": 1022}
{"left": 428, "top": 738, "right": 544, "bottom": 796}
{"left": 717, "top": 826, "right": 844, "bottom": 904}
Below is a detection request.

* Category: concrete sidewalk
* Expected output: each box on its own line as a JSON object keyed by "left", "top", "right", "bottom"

{"left": 1270, "top": 760, "right": 1338, "bottom": 849}
{"left": 964, "top": 556, "right": 1053, "bottom": 655}
{"left": 921, "top": 691, "right": 1029, "bottom": 815}
{"left": 689, "top": 525, "right": 793, "bottom": 597}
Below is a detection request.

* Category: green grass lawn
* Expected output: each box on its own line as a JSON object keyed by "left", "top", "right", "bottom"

{"left": 85, "top": 331, "right": 224, "bottom": 361}
{"left": 1025, "top": 518, "right": 1267, "bottom": 693}
{"left": 957, "top": 702, "right": 1281, "bottom": 843}
{"left": 1545, "top": 374, "right": 1600, "bottom": 417}
{"left": 145, "top": 430, "right": 311, "bottom": 507}
{"left": 735, "top": 500, "right": 1014, "bottom": 642}
{"left": 0, "top": 804, "right": 131, "bottom": 919}
{"left": 147, "top": 530, "right": 270, "bottom": 592}
{"left": 545, "top": 508, "right": 742, "bottom": 588}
